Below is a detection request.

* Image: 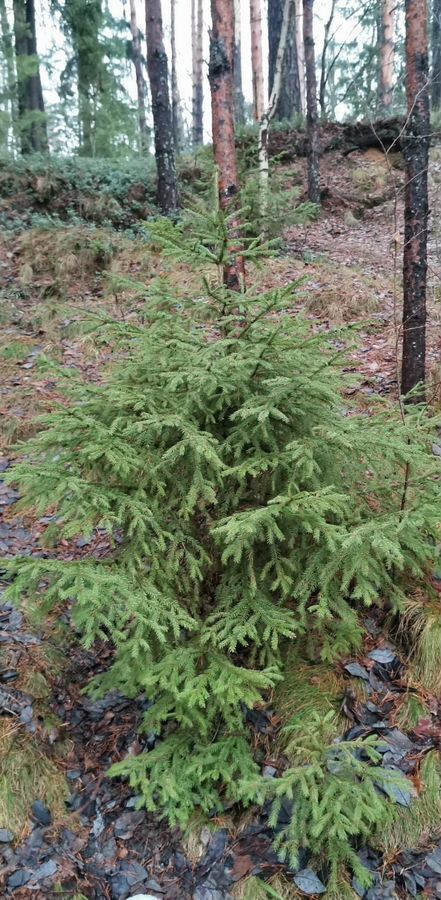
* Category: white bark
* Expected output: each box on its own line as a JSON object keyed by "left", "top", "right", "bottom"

{"left": 258, "top": 0, "right": 294, "bottom": 221}
{"left": 295, "top": 0, "right": 305, "bottom": 114}
{"left": 250, "top": 0, "right": 265, "bottom": 121}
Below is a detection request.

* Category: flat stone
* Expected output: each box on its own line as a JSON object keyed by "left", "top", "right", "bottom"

{"left": 0, "top": 828, "right": 13, "bottom": 842}
{"left": 114, "top": 810, "right": 146, "bottom": 839}
{"left": 293, "top": 869, "right": 326, "bottom": 895}
{"left": 8, "top": 868, "right": 32, "bottom": 888}
{"left": 32, "top": 859, "right": 58, "bottom": 881}
{"left": 426, "top": 847, "right": 441, "bottom": 875}
{"left": 32, "top": 800, "right": 52, "bottom": 826}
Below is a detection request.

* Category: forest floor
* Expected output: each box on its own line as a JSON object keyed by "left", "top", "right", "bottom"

{"left": 1, "top": 145, "right": 441, "bottom": 899}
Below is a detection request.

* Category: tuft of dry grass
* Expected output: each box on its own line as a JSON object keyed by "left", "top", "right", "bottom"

{"left": 0, "top": 720, "right": 69, "bottom": 836}
{"left": 381, "top": 751, "right": 441, "bottom": 853}
{"left": 398, "top": 593, "right": 441, "bottom": 694}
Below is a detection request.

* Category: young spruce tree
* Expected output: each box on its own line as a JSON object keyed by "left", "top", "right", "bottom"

{"left": 4, "top": 204, "right": 441, "bottom": 884}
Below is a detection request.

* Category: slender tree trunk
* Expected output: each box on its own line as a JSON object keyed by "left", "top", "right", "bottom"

{"left": 233, "top": 0, "right": 245, "bottom": 125}
{"left": 170, "top": 0, "right": 184, "bottom": 152}
{"left": 146, "top": 0, "right": 179, "bottom": 215}
{"left": 268, "top": 0, "right": 301, "bottom": 121}
{"left": 191, "top": 0, "right": 204, "bottom": 147}
{"left": 401, "top": 0, "right": 430, "bottom": 398}
{"left": 259, "top": 0, "right": 294, "bottom": 222}
{"left": 319, "top": 0, "right": 336, "bottom": 120}
{"left": 378, "top": 0, "right": 395, "bottom": 111}
{"left": 209, "top": 0, "right": 245, "bottom": 291}
{"left": 0, "top": 0, "right": 17, "bottom": 147}
{"left": 303, "top": 0, "right": 320, "bottom": 203}
{"left": 295, "top": 0, "right": 305, "bottom": 114}
{"left": 432, "top": 0, "right": 441, "bottom": 109}
{"left": 129, "top": 0, "right": 149, "bottom": 153}
{"left": 250, "top": 0, "right": 265, "bottom": 122}
{"left": 13, "top": 0, "right": 48, "bottom": 154}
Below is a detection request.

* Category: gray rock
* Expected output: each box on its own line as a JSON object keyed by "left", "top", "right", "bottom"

{"left": 114, "top": 810, "right": 146, "bottom": 839}
{"left": 32, "top": 859, "right": 58, "bottom": 881}
{"left": 368, "top": 648, "right": 398, "bottom": 666}
{"left": 426, "top": 847, "right": 441, "bottom": 875}
{"left": 293, "top": 868, "right": 326, "bottom": 895}
{"left": 193, "top": 889, "right": 232, "bottom": 900}
{"left": 0, "top": 828, "right": 13, "bottom": 842}
{"left": 32, "top": 800, "right": 52, "bottom": 826}
{"left": 120, "top": 859, "right": 148, "bottom": 886}
{"left": 345, "top": 662, "right": 370, "bottom": 680}
{"left": 8, "top": 868, "right": 33, "bottom": 888}
{"left": 92, "top": 812, "right": 105, "bottom": 838}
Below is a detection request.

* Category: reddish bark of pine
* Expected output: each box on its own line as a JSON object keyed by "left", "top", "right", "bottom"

{"left": 401, "top": 0, "right": 430, "bottom": 398}
{"left": 379, "top": 0, "right": 396, "bottom": 110}
{"left": 303, "top": 0, "right": 320, "bottom": 203}
{"left": 209, "top": 0, "right": 245, "bottom": 292}
{"left": 146, "top": 0, "right": 179, "bottom": 215}
{"left": 250, "top": 0, "right": 265, "bottom": 122}
{"left": 129, "top": 0, "right": 149, "bottom": 153}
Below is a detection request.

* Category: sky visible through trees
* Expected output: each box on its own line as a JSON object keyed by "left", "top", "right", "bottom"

{"left": 5, "top": 0, "right": 389, "bottom": 152}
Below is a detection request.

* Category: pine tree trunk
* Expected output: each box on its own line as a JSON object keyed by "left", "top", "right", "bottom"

{"left": 145, "top": 0, "right": 179, "bottom": 215}
{"left": 432, "top": 0, "right": 441, "bottom": 109}
{"left": 295, "top": 0, "right": 305, "bottom": 114}
{"left": 129, "top": 0, "right": 149, "bottom": 153}
{"left": 13, "top": 0, "right": 48, "bottom": 154}
{"left": 250, "top": 0, "right": 265, "bottom": 122}
{"left": 170, "top": 0, "right": 184, "bottom": 152}
{"left": 209, "top": 0, "right": 245, "bottom": 291}
{"left": 260, "top": 0, "right": 294, "bottom": 222}
{"left": 233, "top": 0, "right": 245, "bottom": 125}
{"left": 401, "top": 0, "right": 430, "bottom": 398}
{"left": 378, "top": 0, "right": 395, "bottom": 111}
{"left": 191, "top": 0, "right": 204, "bottom": 147}
{"left": 303, "top": 0, "right": 320, "bottom": 203}
{"left": 0, "top": 0, "right": 17, "bottom": 147}
{"left": 268, "top": 0, "right": 301, "bottom": 121}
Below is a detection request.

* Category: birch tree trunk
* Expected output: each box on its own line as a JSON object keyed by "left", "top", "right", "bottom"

{"left": 170, "top": 0, "right": 184, "bottom": 152}
{"left": 401, "top": 0, "right": 430, "bottom": 398}
{"left": 319, "top": 0, "right": 336, "bottom": 120}
{"left": 233, "top": 0, "right": 245, "bottom": 124}
{"left": 259, "top": 0, "right": 294, "bottom": 220}
{"left": 303, "top": 0, "right": 320, "bottom": 204}
{"left": 378, "top": 0, "right": 395, "bottom": 111}
{"left": 432, "top": 0, "right": 441, "bottom": 109}
{"left": 295, "top": 0, "right": 305, "bottom": 114}
{"left": 145, "top": 0, "right": 179, "bottom": 215}
{"left": 129, "top": 0, "right": 149, "bottom": 153}
{"left": 250, "top": 0, "right": 265, "bottom": 122}
{"left": 209, "top": 0, "right": 245, "bottom": 291}
{"left": 268, "top": 0, "right": 301, "bottom": 121}
{"left": 192, "top": 0, "right": 204, "bottom": 146}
